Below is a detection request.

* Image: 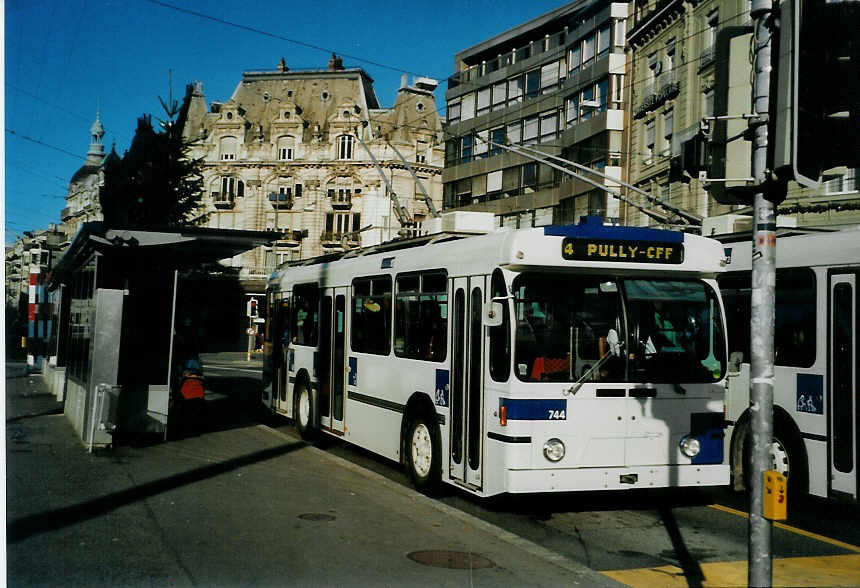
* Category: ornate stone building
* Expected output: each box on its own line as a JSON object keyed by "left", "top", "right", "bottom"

{"left": 182, "top": 56, "right": 445, "bottom": 281}
{"left": 59, "top": 113, "right": 113, "bottom": 246}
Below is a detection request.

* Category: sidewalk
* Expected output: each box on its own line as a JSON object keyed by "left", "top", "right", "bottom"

{"left": 6, "top": 373, "right": 622, "bottom": 587}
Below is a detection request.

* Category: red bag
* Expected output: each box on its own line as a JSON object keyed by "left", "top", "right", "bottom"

{"left": 180, "top": 376, "right": 205, "bottom": 400}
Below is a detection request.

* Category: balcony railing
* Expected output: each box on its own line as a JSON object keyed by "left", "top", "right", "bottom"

{"left": 329, "top": 192, "right": 352, "bottom": 209}
{"left": 212, "top": 191, "right": 235, "bottom": 210}
{"left": 447, "top": 29, "right": 566, "bottom": 90}
{"left": 61, "top": 207, "right": 72, "bottom": 220}
{"left": 268, "top": 192, "right": 294, "bottom": 210}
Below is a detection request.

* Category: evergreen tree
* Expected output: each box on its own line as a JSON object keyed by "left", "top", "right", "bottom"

{"left": 100, "top": 84, "right": 204, "bottom": 229}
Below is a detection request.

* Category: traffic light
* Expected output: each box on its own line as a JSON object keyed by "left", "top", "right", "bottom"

{"left": 772, "top": 0, "right": 860, "bottom": 188}
{"left": 247, "top": 298, "right": 258, "bottom": 318}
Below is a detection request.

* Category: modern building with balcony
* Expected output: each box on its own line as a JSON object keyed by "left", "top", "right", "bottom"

{"left": 182, "top": 55, "right": 445, "bottom": 284}
{"left": 443, "top": 1, "right": 632, "bottom": 228}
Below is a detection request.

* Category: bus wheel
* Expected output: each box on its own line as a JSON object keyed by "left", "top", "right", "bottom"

{"left": 407, "top": 416, "right": 441, "bottom": 494}
{"left": 742, "top": 426, "right": 808, "bottom": 497}
{"left": 294, "top": 382, "right": 315, "bottom": 441}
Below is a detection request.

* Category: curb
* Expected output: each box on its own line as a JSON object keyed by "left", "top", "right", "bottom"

{"left": 261, "top": 425, "right": 623, "bottom": 587}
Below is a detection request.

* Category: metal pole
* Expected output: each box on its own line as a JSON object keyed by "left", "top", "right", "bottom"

{"left": 749, "top": 0, "right": 777, "bottom": 584}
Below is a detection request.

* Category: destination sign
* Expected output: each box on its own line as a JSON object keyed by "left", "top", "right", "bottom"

{"left": 561, "top": 238, "right": 684, "bottom": 264}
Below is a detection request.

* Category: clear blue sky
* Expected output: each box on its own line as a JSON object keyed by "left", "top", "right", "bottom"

{"left": 5, "top": 0, "right": 565, "bottom": 244}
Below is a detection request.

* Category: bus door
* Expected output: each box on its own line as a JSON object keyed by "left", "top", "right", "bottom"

{"left": 319, "top": 288, "right": 347, "bottom": 435}
{"left": 449, "top": 277, "right": 484, "bottom": 489}
{"left": 830, "top": 272, "right": 857, "bottom": 498}
{"left": 275, "top": 297, "right": 291, "bottom": 414}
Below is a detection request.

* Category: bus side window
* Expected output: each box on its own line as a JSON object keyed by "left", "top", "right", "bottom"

{"left": 394, "top": 271, "right": 447, "bottom": 361}
{"left": 292, "top": 283, "right": 320, "bottom": 346}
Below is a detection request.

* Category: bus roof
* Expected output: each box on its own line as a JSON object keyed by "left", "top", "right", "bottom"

{"left": 722, "top": 227, "right": 860, "bottom": 271}
{"left": 268, "top": 217, "right": 727, "bottom": 290}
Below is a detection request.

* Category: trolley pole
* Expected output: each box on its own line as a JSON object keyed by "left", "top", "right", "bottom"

{"left": 748, "top": 0, "right": 779, "bottom": 584}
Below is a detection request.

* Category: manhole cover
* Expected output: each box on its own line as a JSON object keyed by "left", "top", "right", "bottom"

{"left": 407, "top": 550, "right": 494, "bottom": 570}
{"left": 297, "top": 513, "right": 336, "bottom": 522}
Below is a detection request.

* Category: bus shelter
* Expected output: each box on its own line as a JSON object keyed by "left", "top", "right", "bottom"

{"left": 48, "top": 223, "right": 277, "bottom": 448}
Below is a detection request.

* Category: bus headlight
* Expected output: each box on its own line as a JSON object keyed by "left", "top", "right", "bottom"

{"left": 543, "top": 438, "right": 565, "bottom": 462}
{"left": 679, "top": 435, "right": 701, "bottom": 458}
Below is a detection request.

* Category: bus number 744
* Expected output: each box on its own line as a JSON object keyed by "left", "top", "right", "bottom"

{"left": 548, "top": 410, "right": 566, "bottom": 420}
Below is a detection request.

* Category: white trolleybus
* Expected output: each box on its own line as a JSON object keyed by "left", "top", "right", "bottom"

{"left": 263, "top": 214, "right": 730, "bottom": 497}
{"left": 719, "top": 228, "right": 860, "bottom": 500}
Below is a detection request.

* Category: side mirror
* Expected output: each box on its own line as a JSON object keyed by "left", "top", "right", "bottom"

{"left": 484, "top": 301, "right": 504, "bottom": 327}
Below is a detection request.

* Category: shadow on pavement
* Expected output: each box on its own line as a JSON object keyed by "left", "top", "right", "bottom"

{"left": 7, "top": 440, "right": 307, "bottom": 543}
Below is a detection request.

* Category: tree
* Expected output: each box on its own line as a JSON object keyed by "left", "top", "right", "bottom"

{"left": 100, "top": 84, "right": 205, "bottom": 229}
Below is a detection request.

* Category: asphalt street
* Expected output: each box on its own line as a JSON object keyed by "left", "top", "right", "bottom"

{"left": 5, "top": 360, "right": 621, "bottom": 587}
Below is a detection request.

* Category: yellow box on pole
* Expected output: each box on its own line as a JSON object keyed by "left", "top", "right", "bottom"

{"left": 763, "top": 469, "right": 787, "bottom": 520}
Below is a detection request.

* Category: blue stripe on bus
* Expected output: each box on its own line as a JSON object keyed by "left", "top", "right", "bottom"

{"left": 500, "top": 398, "right": 566, "bottom": 420}
{"left": 543, "top": 216, "right": 684, "bottom": 243}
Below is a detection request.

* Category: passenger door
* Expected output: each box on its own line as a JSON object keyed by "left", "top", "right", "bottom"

{"left": 449, "top": 277, "right": 484, "bottom": 489}
{"left": 319, "top": 288, "right": 347, "bottom": 435}
{"left": 830, "top": 273, "right": 857, "bottom": 498}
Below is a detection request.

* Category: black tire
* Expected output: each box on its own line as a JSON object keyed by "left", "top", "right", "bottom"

{"left": 294, "top": 381, "right": 315, "bottom": 441}
{"left": 406, "top": 415, "right": 442, "bottom": 495}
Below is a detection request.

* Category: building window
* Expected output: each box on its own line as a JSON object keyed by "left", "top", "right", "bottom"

{"left": 611, "top": 74, "right": 624, "bottom": 108}
{"left": 582, "top": 33, "right": 596, "bottom": 69}
{"left": 416, "top": 140, "right": 428, "bottom": 163}
{"left": 825, "top": 168, "right": 858, "bottom": 194}
{"left": 487, "top": 170, "right": 503, "bottom": 197}
{"left": 489, "top": 127, "right": 505, "bottom": 156}
{"left": 216, "top": 176, "right": 243, "bottom": 202}
{"left": 665, "top": 38, "right": 676, "bottom": 86}
{"left": 644, "top": 119, "right": 655, "bottom": 165}
{"left": 702, "top": 9, "right": 719, "bottom": 64}
{"left": 475, "top": 130, "right": 489, "bottom": 159}
{"left": 703, "top": 88, "right": 715, "bottom": 118}
{"left": 581, "top": 86, "right": 596, "bottom": 121}
{"left": 647, "top": 52, "right": 658, "bottom": 95}
{"left": 507, "top": 75, "right": 524, "bottom": 105}
{"left": 337, "top": 135, "right": 354, "bottom": 160}
{"left": 522, "top": 116, "right": 539, "bottom": 145}
{"left": 662, "top": 109, "right": 674, "bottom": 156}
{"left": 539, "top": 111, "right": 558, "bottom": 143}
{"left": 597, "top": 79, "right": 609, "bottom": 112}
{"left": 277, "top": 135, "right": 295, "bottom": 161}
{"left": 566, "top": 94, "right": 579, "bottom": 125}
{"left": 613, "top": 18, "right": 626, "bottom": 48}
{"left": 220, "top": 136, "right": 237, "bottom": 160}
{"left": 456, "top": 178, "right": 472, "bottom": 206}
{"left": 447, "top": 99, "right": 461, "bottom": 123}
{"left": 569, "top": 44, "right": 581, "bottom": 76}
{"left": 492, "top": 82, "right": 507, "bottom": 111}
{"left": 597, "top": 24, "right": 611, "bottom": 58}
{"left": 506, "top": 121, "right": 521, "bottom": 145}
{"left": 460, "top": 134, "right": 473, "bottom": 164}
{"left": 325, "top": 211, "right": 361, "bottom": 236}
{"left": 522, "top": 162, "right": 538, "bottom": 193}
{"left": 327, "top": 176, "right": 360, "bottom": 206}
{"left": 540, "top": 60, "right": 560, "bottom": 94}
{"left": 476, "top": 87, "right": 491, "bottom": 116}
{"left": 461, "top": 93, "right": 475, "bottom": 121}
{"left": 525, "top": 69, "right": 541, "bottom": 99}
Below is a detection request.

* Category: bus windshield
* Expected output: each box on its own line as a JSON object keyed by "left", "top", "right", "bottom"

{"left": 512, "top": 274, "right": 726, "bottom": 384}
